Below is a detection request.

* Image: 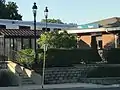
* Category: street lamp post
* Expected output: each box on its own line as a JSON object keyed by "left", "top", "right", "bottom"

{"left": 44, "top": 7, "right": 48, "bottom": 31}
{"left": 32, "top": 2, "right": 37, "bottom": 63}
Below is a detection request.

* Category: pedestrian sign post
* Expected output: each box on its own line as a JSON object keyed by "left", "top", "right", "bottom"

{"left": 42, "top": 44, "right": 48, "bottom": 88}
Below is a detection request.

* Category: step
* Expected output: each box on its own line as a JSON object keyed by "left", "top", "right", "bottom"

{"left": 21, "top": 77, "right": 35, "bottom": 85}
{"left": 22, "top": 81, "right": 35, "bottom": 85}
{"left": 17, "top": 73, "right": 35, "bottom": 85}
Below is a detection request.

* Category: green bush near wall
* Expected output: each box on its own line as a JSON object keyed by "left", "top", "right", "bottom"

{"left": 103, "top": 48, "right": 120, "bottom": 64}
{"left": 38, "top": 48, "right": 102, "bottom": 67}
{"left": 17, "top": 49, "right": 34, "bottom": 68}
{"left": 0, "top": 70, "right": 19, "bottom": 87}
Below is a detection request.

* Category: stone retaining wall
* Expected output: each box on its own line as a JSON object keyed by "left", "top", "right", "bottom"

{"left": 44, "top": 66, "right": 120, "bottom": 84}
{"left": 45, "top": 67, "right": 89, "bottom": 84}
{"left": 80, "top": 78, "right": 120, "bottom": 85}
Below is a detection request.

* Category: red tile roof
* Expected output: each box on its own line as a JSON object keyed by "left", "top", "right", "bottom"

{"left": 0, "top": 29, "right": 43, "bottom": 37}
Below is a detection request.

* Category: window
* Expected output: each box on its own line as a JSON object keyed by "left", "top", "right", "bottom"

{"left": 23, "top": 39, "right": 29, "bottom": 49}
{"left": 98, "top": 40, "right": 102, "bottom": 49}
{"left": 95, "top": 35, "right": 102, "bottom": 49}
{"left": 16, "top": 38, "right": 22, "bottom": 51}
{"left": 42, "top": 28, "right": 50, "bottom": 31}
{"left": 0, "top": 25, "right": 6, "bottom": 29}
{"left": 54, "top": 28, "right": 61, "bottom": 31}
{"left": 19, "top": 26, "right": 30, "bottom": 29}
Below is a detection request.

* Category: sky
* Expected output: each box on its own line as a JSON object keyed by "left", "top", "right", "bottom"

{"left": 6, "top": 0, "right": 120, "bottom": 25}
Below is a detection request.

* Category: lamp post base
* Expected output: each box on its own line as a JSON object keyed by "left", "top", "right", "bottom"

{"left": 42, "top": 85, "right": 44, "bottom": 88}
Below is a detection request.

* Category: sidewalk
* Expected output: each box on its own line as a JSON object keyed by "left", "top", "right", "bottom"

{"left": 0, "top": 83, "right": 120, "bottom": 90}
{"left": 16, "top": 83, "right": 120, "bottom": 90}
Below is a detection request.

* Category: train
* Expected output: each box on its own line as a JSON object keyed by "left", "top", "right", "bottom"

{"left": 0, "top": 19, "right": 77, "bottom": 31}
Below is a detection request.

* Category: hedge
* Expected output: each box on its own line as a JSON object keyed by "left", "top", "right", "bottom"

{"left": 103, "top": 48, "right": 120, "bottom": 64}
{"left": 37, "top": 48, "right": 102, "bottom": 67}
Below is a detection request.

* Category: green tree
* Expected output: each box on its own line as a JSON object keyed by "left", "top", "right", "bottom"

{"left": 17, "top": 49, "right": 34, "bottom": 67}
{"left": 17, "top": 49, "right": 45, "bottom": 68}
{"left": 0, "top": 1, "right": 22, "bottom": 20}
{"left": 0, "top": 0, "right": 5, "bottom": 4}
{"left": 0, "top": 0, "right": 6, "bottom": 19}
{"left": 41, "top": 19, "right": 64, "bottom": 24}
{"left": 6, "top": 2, "right": 22, "bottom": 20}
{"left": 37, "top": 31, "right": 77, "bottom": 48}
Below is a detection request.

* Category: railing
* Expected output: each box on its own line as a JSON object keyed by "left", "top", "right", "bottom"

{"left": 7, "top": 61, "right": 22, "bottom": 86}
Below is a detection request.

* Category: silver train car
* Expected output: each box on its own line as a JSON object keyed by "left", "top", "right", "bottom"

{"left": 0, "top": 19, "right": 77, "bottom": 31}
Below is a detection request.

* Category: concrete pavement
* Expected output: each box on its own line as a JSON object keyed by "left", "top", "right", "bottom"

{"left": 0, "top": 83, "right": 120, "bottom": 90}
{"left": 21, "top": 83, "right": 120, "bottom": 90}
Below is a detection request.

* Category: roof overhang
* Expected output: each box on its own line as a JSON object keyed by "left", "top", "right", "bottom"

{"left": 61, "top": 27, "right": 120, "bottom": 34}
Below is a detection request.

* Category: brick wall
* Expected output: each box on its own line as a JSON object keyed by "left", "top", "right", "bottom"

{"left": 102, "top": 34, "right": 115, "bottom": 48}
{"left": 79, "top": 35, "right": 91, "bottom": 49}
{"left": 78, "top": 33, "right": 116, "bottom": 49}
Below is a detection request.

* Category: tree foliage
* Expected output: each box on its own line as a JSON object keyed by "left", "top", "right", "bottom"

{"left": 41, "top": 19, "right": 64, "bottom": 24}
{"left": 17, "top": 49, "right": 34, "bottom": 67}
{"left": 0, "top": 1, "right": 22, "bottom": 20}
{"left": 17, "top": 49, "right": 45, "bottom": 68}
{"left": 0, "top": 0, "right": 5, "bottom": 3}
{"left": 37, "top": 31, "right": 77, "bottom": 48}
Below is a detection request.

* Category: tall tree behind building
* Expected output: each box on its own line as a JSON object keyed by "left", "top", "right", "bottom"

{"left": 0, "top": 0, "right": 5, "bottom": 4}
{"left": 0, "top": 1, "right": 22, "bottom": 20}
{"left": 41, "top": 19, "right": 64, "bottom": 24}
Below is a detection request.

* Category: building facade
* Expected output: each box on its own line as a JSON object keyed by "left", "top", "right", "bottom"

{"left": 66, "top": 17, "right": 120, "bottom": 50}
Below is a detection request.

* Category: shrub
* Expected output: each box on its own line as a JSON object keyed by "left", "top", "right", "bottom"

{"left": 16, "top": 48, "right": 102, "bottom": 68}
{"left": 0, "top": 69, "right": 19, "bottom": 87}
{"left": 17, "top": 49, "right": 34, "bottom": 68}
{"left": 38, "top": 48, "right": 102, "bottom": 67}
{"left": 17, "top": 49, "right": 45, "bottom": 69}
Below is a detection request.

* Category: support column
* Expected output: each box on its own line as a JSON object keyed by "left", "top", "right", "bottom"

{"left": 21, "top": 38, "right": 23, "bottom": 49}
{"left": 9, "top": 38, "right": 11, "bottom": 60}
{"left": 29, "top": 38, "right": 32, "bottom": 48}
{"left": 77, "top": 36, "right": 80, "bottom": 48}
{"left": 12, "top": 38, "right": 14, "bottom": 50}
{"left": 3, "top": 37, "right": 5, "bottom": 58}
{"left": 114, "top": 34, "right": 118, "bottom": 48}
